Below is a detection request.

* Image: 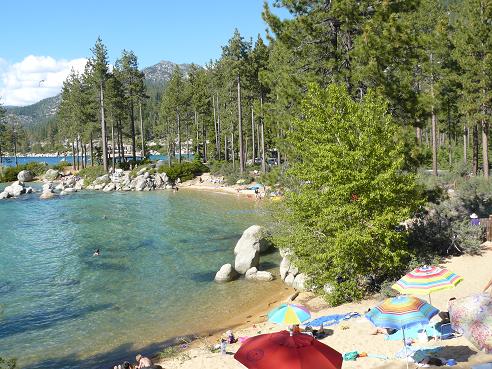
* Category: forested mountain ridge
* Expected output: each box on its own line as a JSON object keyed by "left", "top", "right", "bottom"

{"left": 4, "top": 60, "right": 194, "bottom": 127}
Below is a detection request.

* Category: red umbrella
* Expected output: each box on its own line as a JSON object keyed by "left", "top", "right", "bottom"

{"left": 234, "top": 330, "right": 343, "bottom": 369}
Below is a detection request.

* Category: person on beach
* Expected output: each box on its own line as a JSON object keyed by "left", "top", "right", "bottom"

{"left": 93, "top": 249, "right": 100, "bottom": 256}
{"left": 226, "top": 329, "right": 237, "bottom": 344}
{"left": 220, "top": 338, "right": 227, "bottom": 355}
{"left": 135, "top": 354, "right": 152, "bottom": 368}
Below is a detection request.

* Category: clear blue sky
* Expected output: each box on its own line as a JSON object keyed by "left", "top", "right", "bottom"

{"left": 1, "top": 0, "right": 288, "bottom": 67}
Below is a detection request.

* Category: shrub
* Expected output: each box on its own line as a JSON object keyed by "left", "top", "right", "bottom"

{"left": 158, "top": 160, "right": 209, "bottom": 182}
{"left": 0, "top": 162, "right": 48, "bottom": 182}
{"left": 78, "top": 166, "right": 106, "bottom": 185}
{"left": 52, "top": 161, "right": 71, "bottom": 171}
{"left": 0, "top": 357, "right": 17, "bottom": 369}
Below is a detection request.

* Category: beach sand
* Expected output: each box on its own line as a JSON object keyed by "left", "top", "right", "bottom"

{"left": 157, "top": 248, "right": 492, "bottom": 369}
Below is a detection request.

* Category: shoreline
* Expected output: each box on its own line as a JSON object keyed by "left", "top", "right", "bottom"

{"left": 157, "top": 249, "right": 492, "bottom": 369}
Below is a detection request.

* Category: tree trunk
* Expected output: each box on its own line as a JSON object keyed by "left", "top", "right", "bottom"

{"left": 202, "top": 118, "right": 207, "bottom": 162}
{"left": 195, "top": 110, "right": 200, "bottom": 157}
{"left": 186, "top": 121, "right": 190, "bottom": 161}
{"left": 251, "top": 106, "right": 255, "bottom": 163}
{"left": 464, "top": 125, "right": 468, "bottom": 165}
{"left": 71, "top": 141, "right": 76, "bottom": 170}
{"left": 117, "top": 120, "right": 123, "bottom": 163}
{"left": 111, "top": 123, "right": 116, "bottom": 172}
{"left": 483, "top": 119, "right": 489, "bottom": 178}
{"left": 237, "top": 76, "right": 244, "bottom": 174}
{"left": 231, "top": 132, "right": 235, "bottom": 169}
{"left": 177, "top": 112, "right": 182, "bottom": 163}
{"left": 224, "top": 135, "right": 228, "bottom": 161}
{"left": 100, "top": 82, "right": 108, "bottom": 172}
{"left": 90, "top": 132, "right": 94, "bottom": 166}
{"left": 473, "top": 123, "right": 479, "bottom": 176}
{"left": 0, "top": 139, "right": 3, "bottom": 164}
{"left": 416, "top": 126, "right": 422, "bottom": 145}
{"left": 76, "top": 135, "right": 80, "bottom": 170}
{"left": 212, "top": 95, "right": 218, "bottom": 159}
{"left": 139, "top": 102, "right": 145, "bottom": 159}
{"left": 130, "top": 102, "right": 137, "bottom": 163}
{"left": 260, "top": 96, "right": 266, "bottom": 173}
{"left": 431, "top": 108, "right": 438, "bottom": 176}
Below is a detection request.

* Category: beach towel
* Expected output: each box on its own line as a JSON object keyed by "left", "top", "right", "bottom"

{"left": 303, "top": 312, "right": 361, "bottom": 329}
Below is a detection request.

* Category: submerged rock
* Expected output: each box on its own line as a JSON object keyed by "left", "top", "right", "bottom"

{"left": 4, "top": 181, "right": 26, "bottom": 197}
{"left": 245, "top": 267, "right": 274, "bottom": 281}
{"left": 215, "top": 264, "right": 239, "bottom": 283}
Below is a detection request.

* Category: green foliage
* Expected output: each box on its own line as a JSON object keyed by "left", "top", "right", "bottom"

{"left": 158, "top": 160, "right": 209, "bottom": 182}
{"left": 259, "top": 167, "right": 283, "bottom": 187}
{"left": 51, "top": 161, "right": 71, "bottom": 171}
{"left": 269, "top": 84, "right": 423, "bottom": 305}
{"left": 0, "top": 357, "right": 17, "bottom": 369}
{"left": 78, "top": 166, "right": 106, "bottom": 185}
{"left": 0, "top": 162, "right": 47, "bottom": 182}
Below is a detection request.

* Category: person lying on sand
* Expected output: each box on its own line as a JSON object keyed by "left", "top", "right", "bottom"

{"left": 135, "top": 354, "right": 152, "bottom": 368}
{"left": 483, "top": 278, "right": 492, "bottom": 295}
{"left": 370, "top": 327, "right": 397, "bottom": 335}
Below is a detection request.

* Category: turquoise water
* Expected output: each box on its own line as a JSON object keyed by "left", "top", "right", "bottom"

{"left": 0, "top": 155, "right": 168, "bottom": 167}
{"left": 0, "top": 188, "right": 281, "bottom": 369}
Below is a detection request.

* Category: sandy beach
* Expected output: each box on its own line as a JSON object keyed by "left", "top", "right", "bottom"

{"left": 157, "top": 246, "right": 492, "bottom": 369}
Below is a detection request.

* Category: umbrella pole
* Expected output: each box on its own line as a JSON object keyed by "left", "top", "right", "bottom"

{"left": 403, "top": 328, "right": 409, "bottom": 369}
{"left": 429, "top": 294, "right": 432, "bottom": 305}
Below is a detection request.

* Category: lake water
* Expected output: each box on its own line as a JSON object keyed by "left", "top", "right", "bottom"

{"left": 0, "top": 155, "right": 169, "bottom": 167}
{"left": 0, "top": 187, "right": 281, "bottom": 369}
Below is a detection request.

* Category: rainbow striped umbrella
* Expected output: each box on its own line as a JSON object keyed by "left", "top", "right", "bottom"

{"left": 366, "top": 296, "right": 439, "bottom": 369}
{"left": 392, "top": 265, "right": 463, "bottom": 303}
{"left": 268, "top": 304, "right": 311, "bottom": 325}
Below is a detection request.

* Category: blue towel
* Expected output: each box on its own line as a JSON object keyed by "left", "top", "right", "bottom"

{"left": 304, "top": 312, "right": 361, "bottom": 328}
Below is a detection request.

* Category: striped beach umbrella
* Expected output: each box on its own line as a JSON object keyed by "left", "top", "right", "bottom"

{"left": 366, "top": 296, "right": 439, "bottom": 369}
{"left": 392, "top": 265, "right": 463, "bottom": 303}
{"left": 268, "top": 304, "right": 311, "bottom": 325}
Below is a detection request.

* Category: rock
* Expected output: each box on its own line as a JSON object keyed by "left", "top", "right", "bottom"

{"left": 160, "top": 173, "right": 169, "bottom": 183}
{"left": 44, "top": 169, "right": 60, "bottom": 181}
{"left": 323, "top": 283, "right": 334, "bottom": 294}
{"left": 4, "top": 182, "right": 25, "bottom": 197}
{"left": 64, "top": 176, "right": 76, "bottom": 187}
{"left": 284, "top": 273, "right": 295, "bottom": 286}
{"left": 280, "top": 248, "right": 291, "bottom": 258}
{"left": 40, "top": 191, "right": 54, "bottom": 199}
{"left": 137, "top": 167, "right": 147, "bottom": 176}
{"left": 255, "top": 271, "right": 274, "bottom": 281}
{"left": 245, "top": 267, "right": 258, "bottom": 280}
{"left": 64, "top": 188, "right": 77, "bottom": 193}
{"left": 135, "top": 176, "right": 147, "bottom": 191}
{"left": 17, "top": 170, "right": 34, "bottom": 182}
{"left": 234, "top": 225, "right": 272, "bottom": 255}
{"left": 288, "top": 265, "right": 299, "bottom": 277}
{"left": 234, "top": 245, "right": 260, "bottom": 275}
{"left": 154, "top": 173, "right": 163, "bottom": 188}
{"left": 42, "top": 182, "right": 54, "bottom": 192}
{"left": 103, "top": 183, "right": 116, "bottom": 192}
{"left": 94, "top": 184, "right": 105, "bottom": 190}
{"left": 74, "top": 179, "right": 84, "bottom": 190}
{"left": 115, "top": 168, "right": 124, "bottom": 174}
{"left": 55, "top": 183, "right": 65, "bottom": 191}
{"left": 0, "top": 191, "right": 10, "bottom": 199}
{"left": 86, "top": 185, "right": 95, "bottom": 190}
{"left": 245, "top": 268, "right": 274, "bottom": 281}
{"left": 280, "top": 257, "right": 291, "bottom": 280}
{"left": 143, "top": 171, "right": 150, "bottom": 179}
{"left": 93, "top": 174, "right": 110, "bottom": 185}
{"left": 176, "top": 177, "right": 181, "bottom": 183}
{"left": 215, "top": 264, "right": 239, "bottom": 283}
{"left": 292, "top": 273, "right": 307, "bottom": 291}
{"left": 59, "top": 190, "right": 67, "bottom": 196}
{"left": 25, "top": 187, "right": 33, "bottom": 194}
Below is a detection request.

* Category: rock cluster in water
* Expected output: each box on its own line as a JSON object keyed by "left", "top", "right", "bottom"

{"left": 215, "top": 225, "right": 275, "bottom": 283}
{"left": 86, "top": 164, "right": 171, "bottom": 192}
{"left": 0, "top": 180, "right": 34, "bottom": 199}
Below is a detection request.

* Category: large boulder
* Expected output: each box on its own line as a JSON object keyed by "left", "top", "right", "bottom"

{"left": 0, "top": 191, "right": 10, "bottom": 199}
{"left": 93, "top": 174, "right": 110, "bottom": 186}
{"left": 103, "top": 182, "right": 116, "bottom": 192}
{"left": 245, "top": 267, "right": 274, "bottom": 281}
{"left": 40, "top": 191, "right": 54, "bottom": 199}
{"left": 234, "top": 225, "right": 272, "bottom": 255}
{"left": 292, "top": 273, "right": 307, "bottom": 291}
{"left": 4, "top": 181, "right": 25, "bottom": 197}
{"left": 284, "top": 273, "right": 295, "bottom": 286}
{"left": 44, "top": 169, "right": 60, "bottom": 181}
{"left": 215, "top": 264, "right": 239, "bottom": 283}
{"left": 17, "top": 170, "right": 34, "bottom": 182}
{"left": 234, "top": 244, "right": 260, "bottom": 275}
{"left": 280, "top": 257, "right": 291, "bottom": 280}
{"left": 154, "top": 173, "right": 163, "bottom": 188}
{"left": 134, "top": 176, "right": 147, "bottom": 191}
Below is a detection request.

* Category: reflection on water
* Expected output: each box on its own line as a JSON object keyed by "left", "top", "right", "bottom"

{"left": 0, "top": 189, "right": 281, "bottom": 369}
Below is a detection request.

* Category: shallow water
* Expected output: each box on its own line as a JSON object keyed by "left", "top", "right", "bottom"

{"left": 0, "top": 188, "right": 281, "bottom": 368}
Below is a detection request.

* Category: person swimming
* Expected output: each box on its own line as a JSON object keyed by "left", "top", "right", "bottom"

{"left": 93, "top": 249, "right": 100, "bottom": 256}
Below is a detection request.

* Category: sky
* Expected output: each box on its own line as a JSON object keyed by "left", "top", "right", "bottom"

{"left": 0, "top": 0, "right": 288, "bottom": 106}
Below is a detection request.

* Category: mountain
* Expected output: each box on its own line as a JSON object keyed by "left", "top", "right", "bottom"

{"left": 4, "top": 60, "right": 195, "bottom": 127}
{"left": 142, "top": 60, "right": 194, "bottom": 86}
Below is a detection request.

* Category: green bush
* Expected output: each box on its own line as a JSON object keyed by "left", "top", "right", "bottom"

{"left": 0, "top": 357, "right": 17, "bottom": 369}
{"left": 52, "top": 161, "right": 71, "bottom": 171}
{"left": 158, "top": 160, "right": 209, "bottom": 182}
{"left": 78, "top": 166, "right": 106, "bottom": 185}
{"left": 0, "top": 162, "right": 48, "bottom": 182}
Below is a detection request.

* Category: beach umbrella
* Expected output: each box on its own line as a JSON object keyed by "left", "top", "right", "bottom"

{"left": 366, "top": 295, "right": 439, "bottom": 369}
{"left": 234, "top": 330, "right": 342, "bottom": 369}
{"left": 449, "top": 293, "right": 492, "bottom": 354}
{"left": 268, "top": 303, "right": 311, "bottom": 325}
{"left": 392, "top": 265, "right": 463, "bottom": 303}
